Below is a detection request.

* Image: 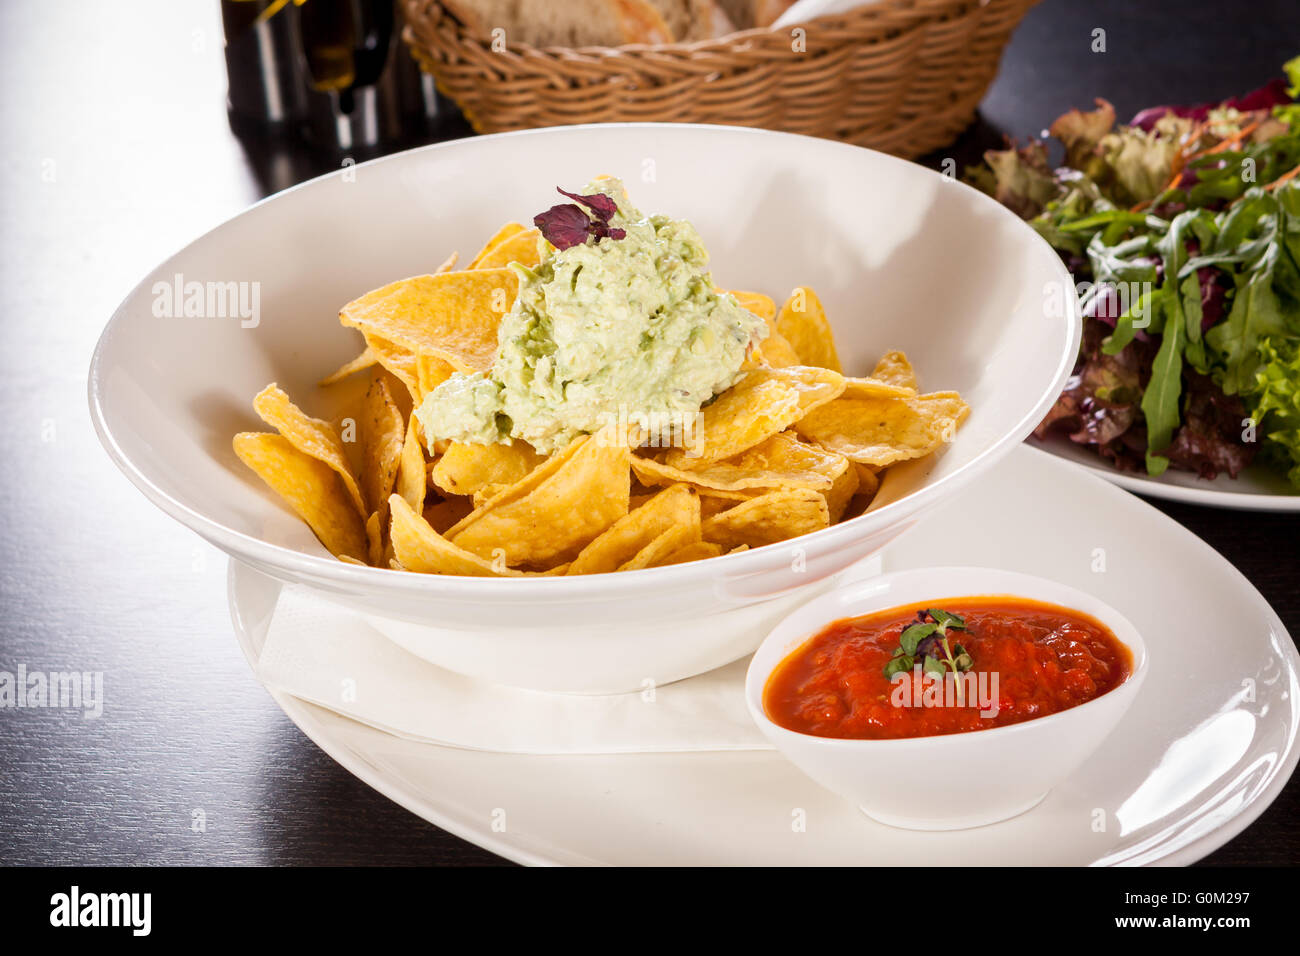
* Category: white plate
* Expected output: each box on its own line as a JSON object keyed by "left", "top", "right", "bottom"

{"left": 1035, "top": 434, "right": 1300, "bottom": 512}
{"left": 228, "top": 446, "right": 1299, "bottom": 865}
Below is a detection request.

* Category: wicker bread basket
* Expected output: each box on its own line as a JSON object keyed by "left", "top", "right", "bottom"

{"left": 402, "top": 0, "right": 1037, "bottom": 158}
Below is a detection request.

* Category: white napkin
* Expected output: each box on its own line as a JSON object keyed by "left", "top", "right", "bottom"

{"left": 256, "top": 586, "right": 775, "bottom": 753}
{"left": 253, "top": 556, "right": 883, "bottom": 749}
{"left": 772, "top": 0, "right": 880, "bottom": 29}
{"left": 255, "top": 553, "right": 882, "bottom": 754}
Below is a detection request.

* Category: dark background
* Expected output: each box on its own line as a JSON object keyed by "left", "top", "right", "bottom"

{"left": 0, "top": 0, "right": 1296, "bottom": 866}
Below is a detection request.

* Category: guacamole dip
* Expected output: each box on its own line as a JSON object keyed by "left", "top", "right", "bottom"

{"left": 415, "top": 178, "right": 766, "bottom": 454}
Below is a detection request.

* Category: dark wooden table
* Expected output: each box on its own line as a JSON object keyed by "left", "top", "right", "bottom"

{"left": 1, "top": 0, "right": 1295, "bottom": 866}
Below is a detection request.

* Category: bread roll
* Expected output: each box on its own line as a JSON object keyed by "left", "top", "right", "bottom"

{"left": 643, "top": 0, "right": 736, "bottom": 41}
{"left": 443, "top": 0, "right": 672, "bottom": 47}
{"left": 713, "top": 0, "right": 797, "bottom": 29}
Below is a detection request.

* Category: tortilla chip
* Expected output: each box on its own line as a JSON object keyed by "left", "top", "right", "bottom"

{"left": 351, "top": 372, "right": 406, "bottom": 563}
{"left": 234, "top": 432, "right": 367, "bottom": 561}
{"left": 252, "top": 384, "right": 365, "bottom": 518}
{"left": 872, "top": 350, "right": 918, "bottom": 390}
{"left": 823, "top": 454, "right": 860, "bottom": 523}
{"left": 434, "top": 251, "right": 458, "bottom": 273}
{"left": 389, "top": 495, "right": 520, "bottom": 576}
{"left": 395, "top": 413, "right": 427, "bottom": 513}
{"left": 855, "top": 462, "right": 880, "bottom": 494}
{"left": 472, "top": 483, "right": 509, "bottom": 508}
{"left": 364, "top": 334, "right": 421, "bottom": 401}
{"left": 701, "top": 487, "right": 829, "bottom": 550}
{"left": 568, "top": 483, "right": 700, "bottom": 575}
{"left": 752, "top": 330, "right": 802, "bottom": 369}
{"left": 699, "top": 490, "right": 751, "bottom": 520}
{"left": 319, "top": 346, "right": 379, "bottom": 386}
{"left": 417, "top": 354, "right": 455, "bottom": 398}
{"left": 431, "top": 440, "right": 544, "bottom": 497}
{"left": 340, "top": 270, "right": 519, "bottom": 373}
{"left": 468, "top": 222, "right": 526, "bottom": 268}
{"left": 841, "top": 376, "right": 917, "bottom": 400}
{"left": 842, "top": 464, "right": 881, "bottom": 521}
{"left": 619, "top": 523, "right": 700, "bottom": 571}
{"left": 655, "top": 540, "right": 724, "bottom": 566}
{"left": 633, "top": 430, "right": 847, "bottom": 493}
{"left": 795, "top": 390, "right": 970, "bottom": 467}
{"left": 471, "top": 227, "right": 543, "bottom": 270}
{"left": 743, "top": 314, "right": 802, "bottom": 370}
{"left": 423, "top": 495, "right": 474, "bottom": 534}
{"left": 775, "top": 286, "right": 841, "bottom": 372}
{"left": 737, "top": 294, "right": 799, "bottom": 370}
{"left": 365, "top": 511, "right": 383, "bottom": 567}
{"left": 448, "top": 431, "right": 631, "bottom": 567}
{"left": 357, "top": 372, "right": 406, "bottom": 514}
{"left": 726, "top": 289, "right": 776, "bottom": 321}
{"left": 663, "top": 366, "right": 844, "bottom": 470}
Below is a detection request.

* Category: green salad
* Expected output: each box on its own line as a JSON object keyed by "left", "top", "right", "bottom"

{"left": 972, "top": 57, "right": 1300, "bottom": 490}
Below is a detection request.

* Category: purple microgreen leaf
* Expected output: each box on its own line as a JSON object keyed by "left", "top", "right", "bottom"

{"left": 533, "top": 203, "right": 594, "bottom": 251}
{"left": 534, "top": 188, "right": 629, "bottom": 250}
{"left": 557, "top": 187, "right": 619, "bottom": 223}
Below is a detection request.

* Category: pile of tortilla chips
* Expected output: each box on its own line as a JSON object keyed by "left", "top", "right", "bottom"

{"left": 234, "top": 223, "right": 969, "bottom": 576}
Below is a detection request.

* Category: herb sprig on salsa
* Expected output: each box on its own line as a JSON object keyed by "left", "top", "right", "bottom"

{"left": 883, "top": 608, "right": 974, "bottom": 694}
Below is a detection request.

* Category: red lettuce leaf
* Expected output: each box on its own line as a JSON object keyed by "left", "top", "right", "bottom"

{"left": 1129, "top": 78, "right": 1292, "bottom": 130}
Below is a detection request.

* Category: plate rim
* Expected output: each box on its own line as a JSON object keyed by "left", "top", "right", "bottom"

{"left": 1033, "top": 436, "right": 1300, "bottom": 512}
{"left": 228, "top": 444, "right": 1300, "bottom": 866}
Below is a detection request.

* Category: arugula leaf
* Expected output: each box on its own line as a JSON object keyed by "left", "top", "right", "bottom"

{"left": 1142, "top": 295, "right": 1187, "bottom": 474}
{"left": 1181, "top": 269, "right": 1208, "bottom": 373}
{"left": 1103, "top": 284, "right": 1161, "bottom": 356}
{"left": 1156, "top": 210, "right": 1215, "bottom": 373}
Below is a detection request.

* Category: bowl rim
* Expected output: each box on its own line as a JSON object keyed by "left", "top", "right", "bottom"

{"left": 744, "top": 565, "right": 1149, "bottom": 748}
{"left": 87, "top": 122, "right": 1082, "bottom": 598}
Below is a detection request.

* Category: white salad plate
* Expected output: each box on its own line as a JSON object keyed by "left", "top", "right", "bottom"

{"left": 1036, "top": 434, "right": 1300, "bottom": 512}
{"left": 229, "top": 445, "right": 1300, "bottom": 865}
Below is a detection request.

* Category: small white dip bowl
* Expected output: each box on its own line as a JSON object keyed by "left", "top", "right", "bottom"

{"left": 745, "top": 566, "right": 1148, "bottom": 830}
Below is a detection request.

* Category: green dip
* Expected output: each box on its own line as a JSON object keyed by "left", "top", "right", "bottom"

{"left": 415, "top": 178, "right": 766, "bottom": 454}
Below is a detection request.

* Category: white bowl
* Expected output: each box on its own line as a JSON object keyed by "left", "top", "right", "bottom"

{"left": 88, "top": 123, "right": 1080, "bottom": 693}
{"left": 745, "top": 567, "right": 1149, "bottom": 830}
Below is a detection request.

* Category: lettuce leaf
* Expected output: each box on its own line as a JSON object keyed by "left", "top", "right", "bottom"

{"left": 1244, "top": 336, "right": 1300, "bottom": 486}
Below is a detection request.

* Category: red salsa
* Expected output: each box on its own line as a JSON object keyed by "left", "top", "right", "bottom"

{"left": 764, "top": 596, "right": 1132, "bottom": 740}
